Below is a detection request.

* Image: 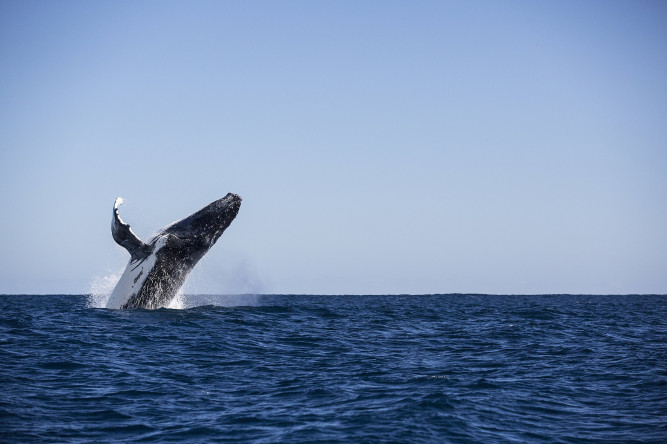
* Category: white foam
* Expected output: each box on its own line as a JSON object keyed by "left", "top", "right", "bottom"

{"left": 167, "top": 291, "right": 185, "bottom": 309}
{"left": 87, "top": 271, "right": 122, "bottom": 308}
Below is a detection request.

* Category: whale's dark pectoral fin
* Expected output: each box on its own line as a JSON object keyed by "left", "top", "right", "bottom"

{"left": 111, "top": 197, "right": 146, "bottom": 258}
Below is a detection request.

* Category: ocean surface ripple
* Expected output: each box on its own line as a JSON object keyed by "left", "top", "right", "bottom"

{"left": 1, "top": 294, "right": 665, "bottom": 442}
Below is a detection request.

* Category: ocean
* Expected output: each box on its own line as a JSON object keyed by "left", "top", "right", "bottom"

{"left": 1, "top": 294, "right": 665, "bottom": 443}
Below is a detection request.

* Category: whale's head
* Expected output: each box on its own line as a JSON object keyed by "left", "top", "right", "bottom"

{"left": 162, "top": 193, "right": 242, "bottom": 251}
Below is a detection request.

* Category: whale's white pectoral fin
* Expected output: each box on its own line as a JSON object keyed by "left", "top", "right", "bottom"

{"left": 112, "top": 197, "right": 146, "bottom": 258}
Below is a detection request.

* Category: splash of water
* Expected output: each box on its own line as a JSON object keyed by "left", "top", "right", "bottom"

{"left": 88, "top": 270, "right": 186, "bottom": 309}
{"left": 87, "top": 271, "right": 121, "bottom": 308}
{"left": 88, "top": 256, "right": 262, "bottom": 310}
{"left": 167, "top": 291, "right": 185, "bottom": 309}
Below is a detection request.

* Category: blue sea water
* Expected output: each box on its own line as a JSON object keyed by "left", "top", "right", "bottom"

{"left": 0, "top": 294, "right": 665, "bottom": 443}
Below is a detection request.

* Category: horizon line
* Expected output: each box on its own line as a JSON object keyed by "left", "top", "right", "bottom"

{"left": 2, "top": 293, "right": 666, "bottom": 297}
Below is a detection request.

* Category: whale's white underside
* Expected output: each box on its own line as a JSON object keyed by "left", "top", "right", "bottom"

{"left": 106, "top": 235, "right": 169, "bottom": 309}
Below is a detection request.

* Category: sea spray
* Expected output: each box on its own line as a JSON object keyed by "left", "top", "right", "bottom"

{"left": 167, "top": 291, "right": 185, "bottom": 309}
{"left": 87, "top": 271, "right": 121, "bottom": 308}
{"left": 182, "top": 253, "right": 267, "bottom": 296}
{"left": 88, "top": 253, "right": 261, "bottom": 309}
{"left": 87, "top": 271, "right": 255, "bottom": 309}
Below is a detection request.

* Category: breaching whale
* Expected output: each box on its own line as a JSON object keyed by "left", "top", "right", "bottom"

{"left": 106, "top": 194, "right": 241, "bottom": 309}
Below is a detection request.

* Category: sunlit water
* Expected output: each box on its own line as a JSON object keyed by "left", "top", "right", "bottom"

{"left": 1, "top": 294, "right": 665, "bottom": 442}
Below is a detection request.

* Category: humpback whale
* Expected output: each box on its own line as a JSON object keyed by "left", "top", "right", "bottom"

{"left": 106, "top": 194, "right": 241, "bottom": 309}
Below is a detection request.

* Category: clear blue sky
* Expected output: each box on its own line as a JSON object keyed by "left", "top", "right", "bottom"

{"left": 1, "top": 0, "right": 666, "bottom": 294}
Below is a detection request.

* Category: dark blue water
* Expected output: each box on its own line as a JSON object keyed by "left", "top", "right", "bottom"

{"left": 1, "top": 294, "right": 665, "bottom": 442}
